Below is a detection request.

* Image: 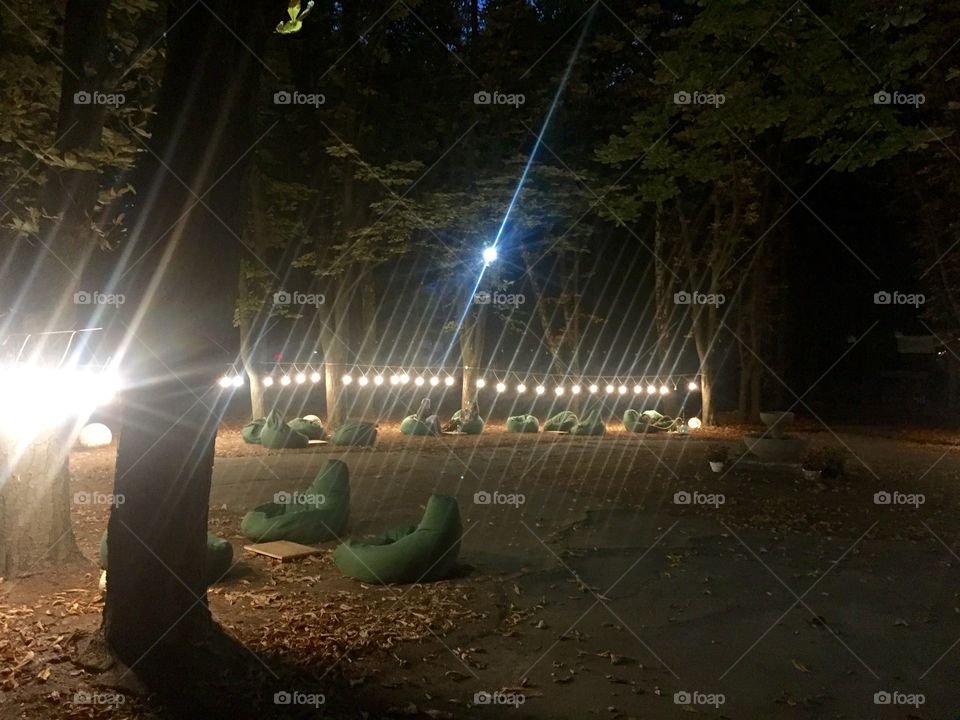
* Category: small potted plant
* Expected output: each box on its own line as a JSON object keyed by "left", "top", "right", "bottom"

{"left": 707, "top": 444, "right": 729, "bottom": 473}
{"left": 800, "top": 449, "right": 824, "bottom": 480}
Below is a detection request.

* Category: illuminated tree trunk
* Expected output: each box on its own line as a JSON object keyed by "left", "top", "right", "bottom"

{"left": 103, "top": 0, "right": 267, "bottom": 664}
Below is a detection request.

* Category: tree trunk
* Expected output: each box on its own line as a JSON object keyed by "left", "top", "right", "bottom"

{"left": 460, "top": 302, "right": 486, "bottom": 411}
{"left": 103, "top": 0, "right": 267, "bottom": 664}
{"left": 0, "top": 427, "right": 79, "bottom": 576}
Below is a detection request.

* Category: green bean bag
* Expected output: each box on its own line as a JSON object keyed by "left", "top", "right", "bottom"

{"left": 572, "top": 409, "right": 606, "bottom": 436}
{"left": 450, "top": 409, "right": 484, "bottom": 435}
{"left": 333, "top": 494, "right": 462, "bottom": 584}
{"left": 288, "top": 417, "right": 326, "bottom": 440}
{"left": 241, "top": 459, "right": 350, "bottom": 544}
{"left": 400, "top": 415, "right": 435, "bottom": 436}
{"left": 100, "top": 529, "right": 233, "bottom": 585}
{"left": 259, "top": 410, "right": 309, "bottom": 449}
{"left": 544, "top": 410, "right": 578, "bottom": 432}
{"left": 330, "top": 420, "right": 378, "bottom": 446}
{"left": 624, "top": 409, "right": 680, "bottom": 433}
{"left": 506, "top": 414, "right": 539, "bottom": 433}
{"left": 241, "top": 417, "right": 265, "bottom": 444}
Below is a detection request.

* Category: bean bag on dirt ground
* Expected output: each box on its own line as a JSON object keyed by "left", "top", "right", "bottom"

{"left": 506, "top": 414, "right": 539, "bottom": 433}
{"left": 400, "top": 415, "right": 438, "bottom": 436}
{"left": 623, "top": 409, "right": 680, "bottom": 433}
{"left": 572, "top": 409, "right": 606, "bottom": 436}
{"left": 241, "top": 417, "right": 265, "bottom": 444}
{"left": 288, "top": 416, "right": 326, "bottom": 440}
{"left": 330, "top": 420, "right": 378, "bottom": 446}
{"left": 100, "top": 530, "right": 233, "bottom": 585}
{"left": 333, "top": 494, "right": 461, "bottom": 584}
{"left": 259, "top": 410, "right": 309, "bottom": 449}
{"left": 544, "top": 411, "right": 578, "bottom": 432}
{"left": 449, "top": 409, "right": 484, "bottom": 435}
{"left": 241, "top": 459, "right": 350, "bottom": 544}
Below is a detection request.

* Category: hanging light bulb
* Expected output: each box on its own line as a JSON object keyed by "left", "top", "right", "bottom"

{"left": 535, "top": 385, "right": 546, "bottom": 395}
{"left": 517, "top": 383, "right": 527, "bottom": 393}
{"left": 688, "top": 381, "right": 698, "bottom": 391}
{"left": 555, "top": 386, "right": 565, "bottom": 396}
{"left": 414, "top": 376, "right": 425, "bottom": 387}
{"left": 400, "top": 373, "right": 410, "bottom": 384}
{"left": 280, "top": 375, "right": 292, "bottom": 386}
{"left": 606, "top": 385, "right": 615, "bottom": 394}
{"left": 292, "top": 372, "right": 304, "bottom": 384}
{"left": 374, "top": 374, "right": 384, "bottom": 385}
{"left": 571, "top": 384, "right": 581, "bottom": 395}
{"left": 262, "top": 376, "right": 274, "bottom": 387}
{"left": 646, "top": 385, "right": 657, "bottom": 395}
{"left": 659, "top": 385, "right": 670, "bottom": 395}
{"left": 358, "top": 375, "right": 369, "bottom": 386}
{"left": 476, "top": 378, "right": 486, "bottom": 388}
{"left": 588, "top": 384, "right": 599, "bottom": 394}
{"left": 232, "top": 375, "right": 244, "bottom": 388}
{"left": 310, "top": 371, "right": 321, "bottom": 383}
{"left": 340, "top": 374, "right": 351, "bottom": 385}
{"left": 634, "top": 385, "right": 643, "bottom": 394}
{"left": 618, "top": 385, "right": 628, "bottom": 395}
{"left": 218, "top": 376, "right": 232, "bottom": 388}
{"left": 444, "top": 376, "right": 455, "bottom": 387}
{"left": 495, "top": 382, "right": 506, "bottom": 393}
{"left": 429, "top": 376, "right": 440, "bottom": 387}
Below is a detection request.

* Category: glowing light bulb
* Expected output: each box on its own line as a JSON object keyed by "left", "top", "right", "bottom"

{"left": 555, "top": 386, "right": 565, "bottom": 396}
{"left": 688, "top": 381, "right": 698, "bottom": 391}
{"left": 688, "top": 417, "right": 702, "bottom": 430}
{"left": 358, "top": 376, "right": 369, "bottom": 386}
{"left": 618, "top": 385, "right": 627, "bottom": 395}
{"left": 659, "top": 385, "right": 669, "bottom": 395}
{"left": 429, "top": 376, "right": 440, "bottom": 387}
{"left": 218, "top": 376, "right": 232, "bottom": 388}
{"left": 517, "top": 383, "right": 527, "bottom": 393}
{"left": 571, "top": 385, "right": 581, "bottom": 395}
{"left": 444, "top": 376, "right": 455, "bottom": 387}
{"left": 646, "top": 385, "right": 657, "bottom": 395}
{"left": 374, "top": 375, "right": 384, "bottom": 385}
{"left": 634, "top": 385, "right": 643, "bottom": 394}
{"left": 482, "top": 245, "right": 498, "bottom": 264}
{"left": 232, "top": 375, "right": 244, "bottom": 388}
{"left": 415, "top": 376, "right": 425, "bottom": 387}
{"left": 341, "top": 374, "right": 351, "bottom": 385}
{"left": 496, "top": 382, "right": 506, "bottom": 393}
{"left": 280, "top": 375, "right": 292, "bottom": 386}
{"left": 292, "top": 373, "right": 304, "bottom": 384}
{"left": 262, "top": 376, "right": 274, "bottom": 387}
{"left": 400, "top": 373, "right": 410, "bottom": 384}
{"left": 476, "top": 378, "right": 486, "bottom": 388}
{"left": 390, "top": 374, "right": 400, "bottom": 385}
{"left": 589, "top": 384, "right": 598, "bottom": 394}
{"left": 535, "top": 385, "right": 546, "bottom": 395}
{"left": 310, "top": 371, "right": 321, "bottom": 383}
{"left": 606, "top": 385, "right": 615, "bottom": 394}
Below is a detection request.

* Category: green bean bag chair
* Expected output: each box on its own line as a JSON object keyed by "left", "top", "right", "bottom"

{"left": 330, "top": 420, "right": 378, "bottom": 446}
{"left": 624, "top": 409, "right": 680, "bottom": 433}
{"left": 572, "top": 409, "right": 606, "bottom": 436}
{"left": 288, "top": 417, "right": 326, "bottom": 440}
{"left": 100, "top": 529, "right": 233, "bottom": 586}
{"left": 400, "top": 415, "right": 435, "bottom": 436}
{"left": 241, "top": 417, "right": 265, "bottom": 444}
{"left": 333, "top": 494, "right": 461, "bottom": 584}
{"left": 544, "top": 410, "right": 578, "bottom": 432}
{"left": 241, "top": 459, "right": 351, "bottom": 544}
{"left": 506, "top": 414, "right": 539, "bottom": 433}
{"left": 259, "top": 410, "right": 309, "bottom": 449}
{"left": 450, "top": 409, "right": 484, "bottom": 435}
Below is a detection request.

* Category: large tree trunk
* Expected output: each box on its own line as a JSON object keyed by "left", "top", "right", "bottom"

{"left": 0, "top": 427, "right": 79, "bottom": 576}
{"left": 460, "top": 302, "right": 486, "bottom": 410}
{"left": 103, "top": 0, "right": 267, "bottom": 664}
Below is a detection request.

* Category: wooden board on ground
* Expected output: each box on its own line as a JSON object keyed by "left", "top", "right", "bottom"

{"left": 244, "top": 541, "right": 323, "bottom": 562}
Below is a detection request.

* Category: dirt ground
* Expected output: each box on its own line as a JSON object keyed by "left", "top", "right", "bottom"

{"left": 3, "top": 421, "right": 960, "bottom": 719}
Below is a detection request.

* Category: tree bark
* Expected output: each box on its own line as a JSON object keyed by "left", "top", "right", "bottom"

{"left": 103, "top": 0, "right": 268, "bottom": 664}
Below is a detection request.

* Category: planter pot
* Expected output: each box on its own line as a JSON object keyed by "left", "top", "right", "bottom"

{"left": 801, "top": 468, "right": 821, "bottom": 480}
{"left": 709, "top": 461, "right": 725, "bottom": 473}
